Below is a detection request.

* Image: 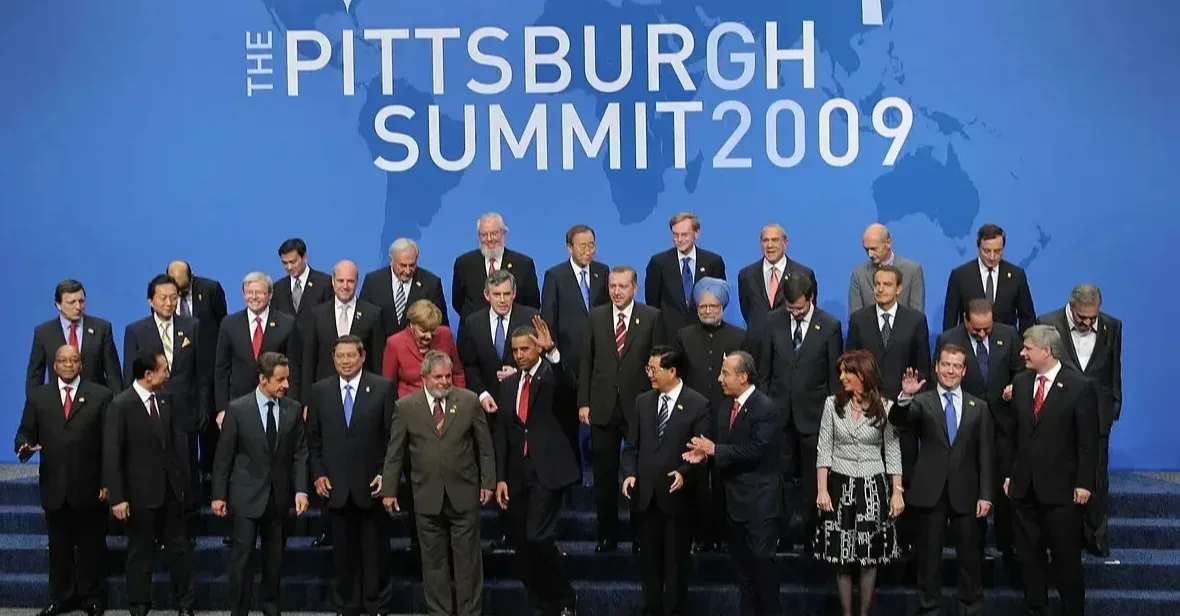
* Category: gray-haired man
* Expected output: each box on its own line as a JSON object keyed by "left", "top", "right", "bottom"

{"left": 359, "top": 238, "right": 449, "bottom": 336}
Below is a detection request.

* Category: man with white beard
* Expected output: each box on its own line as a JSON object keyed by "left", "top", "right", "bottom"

{"left": 451, "top": 213, "right": 541, "bottom": 326}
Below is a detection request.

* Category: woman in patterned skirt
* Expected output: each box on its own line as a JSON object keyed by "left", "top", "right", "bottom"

{"left": 814, "top": 349, "right": 905, "bottom": 616}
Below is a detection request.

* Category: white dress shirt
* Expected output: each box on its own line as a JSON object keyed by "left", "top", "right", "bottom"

{"left": 978, "top": 259, "right": 997, "bottom": 293}
{"left": 131, "top": 381, "right": 156, "bottom": 415}
{"left": 248, "top": 307, "right": 270, "bottom": 336}
{"left": 792, "top": 304, "right": 814, "bottom": 344}
{"left": 340, "top": 374, "right": 361, "bottom": 404}
{"left": 1066, "top": 304, "right": 1097, "bottom": 370}
{"left": 335, "top": 296, "right": 357, "bottom": 337}
{"left": 658, "top": 380, "right": 685, "bottom": 411}
{"left": 489, "top": 309, "right": 512, "bottom": 346}
{"left": 570, "top": 258, "right": 589, "bottom": 280}
{"left": 1036, "top": 361, "right": 1063, "bottom": 394}
{"left": 875, "top": 302, "right": 898, "bottom": 333}
{"left": 612, "top": 302, "right": 633, "bottom": 331}
{"left": 735, "top": 384, "right": 756, "bottom": 408}
{"left": 292, "top": 267, "right": 310, "bottom": 293}
{"left": 59, "top": 377, "right": 81, "bottom": 405}
{"left": 764, "top": 257, "right": 786, "bottom": 291}
{"left": 514, "top": 350, "right": 563, "bottom": 414}
{"left": 937, "top": 385, "right": 963, "bottom": 429}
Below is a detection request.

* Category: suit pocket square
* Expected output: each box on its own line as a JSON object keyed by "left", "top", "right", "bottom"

{"left": 181, "top": 337, "right": 192, "bottom": 348}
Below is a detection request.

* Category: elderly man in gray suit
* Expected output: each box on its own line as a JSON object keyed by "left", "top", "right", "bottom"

{"left": 849, "top": 223, "right": 926, "bottom": 315}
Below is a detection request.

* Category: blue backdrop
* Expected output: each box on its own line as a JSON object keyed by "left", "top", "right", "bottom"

{"left": 1, "top": 0, "right": 1177, "bottom": 468}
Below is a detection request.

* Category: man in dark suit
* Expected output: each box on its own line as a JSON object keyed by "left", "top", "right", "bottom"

{"left": 307, "top": 335, "right": 395, "bottom": 616}
{"left": 452, "top": 212, "right": 541, "bottom": 322}
{"left": 1003, "top": 325, "right": 1097, "bottom": 616}
{"left": 302, "top": 260, "right": 385, "bottom": 388}
{"left": 943, "top": 223, "right": 1036, "bottom": 333}
{"left": 458, "top": 270, "right": 541, "bottom": 414}
{"left": 894, "top": 346, "right": 994, "bottom": 616}
{"left": 27, "top": 279, "right": 122, "bottom": 393}
{"left": 123, "top": 274, "right": 209, "bottom": 541}
{"left": 494, "top": 318, "right": 579, "bottom": 616}
{"left": 645, "top": 212, "right": 727, "bottom": 342}
{"left": 622, "top": 346, "right": 712, "bottom": 616}
{"left": 579, "top": 265, "right": 663, "bottom": 552}
{"left": 684, "top": 351, "right": 783, "bottom": 616}
{"left": 16, "top": 344, "right": 112, "bottom": 616}
{"left": 381, "top": 351, "right": 495, "bottom": 616}
{"left": 168, "top": 261, "right": 228, "bottom": 479}
{"left": 211, "top": 352, "right": 310, "bottom": 616}
{"left": 737, "top": 223, "right": 816, "bottom": 333}
{"left": 748, "top": 275, "right": 842, "bottom": 552}
{"left": 1036, "top": 283, "right": 1122, "bottom": 557}
{"left": 936, "top": 299, "right": 1022, "bottom": 560}
{"left": 271, "top": 237, "right": 334, "bottom": 321}
{"left": 103, "top": 350, "right": 196, "bottom": 616}
{"left": 215, "top": 272, "right": 298, "bottom": 427}
{"left": 359, "top": 238, "right": 448, "bottom": 336}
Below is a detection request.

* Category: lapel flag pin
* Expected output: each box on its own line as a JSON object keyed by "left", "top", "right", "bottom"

{"left": 814, "top": 324, "right": 821, "bottom": 330}
{"left": 699, "top": 267, "right": 706, "bottom": 273}
{"left": 416, "top": 281, "right": 422, "bottom": 287}
{"left": 356, "top": 311, "right": 363, "bottom": 317}
{"left": 507, "top": 263, "right": 513, "bottom": 269}
{"left": 365, "top": 386, "right": 371, "bottom": 393}
{"left": 449, "top": 407, "right": 456, "bottom": 414}
{"left": 270, "top": 322, "right": 276, "bottom": 327}
{"left": 77, "top": 397, "right": 85, "bottom": 404}
{"left": 87, "top": 328, "right": 95, "bottom": 334}
{"left": 198, "top": 294, "right": 203, "bottom": 300}
{"left": 1056, "top": 382, "right": 1064, "bottom": 388}
{"left": 968, "top": 400, "right": 975, "bottom": 406}
{"left": 634, "top": 317, "right": 640, "bottom": 325}
{"left": 307, "top": 280, "right": 314, "bottom": 287}
{"left": 996, "top": 340, "right": 1003, "bottom": 346}
{"left": 1006, "top": 272, "right": 1012, "bottom": 278}
{"left": 676, "top": 404, "right": 684, "bottom": 411}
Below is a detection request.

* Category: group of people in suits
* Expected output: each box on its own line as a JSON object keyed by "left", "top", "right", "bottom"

{"left": 17, "top": 211, "right": 1121, "bottom": 616}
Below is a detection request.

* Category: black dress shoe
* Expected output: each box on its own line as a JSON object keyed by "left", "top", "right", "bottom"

{"left": 313, "top": 532, "right": 333, "bottom": 547}
{"left": 595, "top": 539, "right": 618, "bottom": 553}
{"left": 222, "top": 536, "right": 232, "bottom": 546}
{"left": 35, "top": 603, "right": 72, "bottom": 616}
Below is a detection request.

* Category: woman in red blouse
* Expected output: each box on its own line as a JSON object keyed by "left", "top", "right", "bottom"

{"left": 382, "top": 299, "right": 466, "bottom": 398}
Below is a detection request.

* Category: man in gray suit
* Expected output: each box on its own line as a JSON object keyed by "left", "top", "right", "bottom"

{"left": 381, "top": 351, "right": 496, "bottom": 616}
{"left": 211, "top": 352, "right": 310, "bottom": 616}
{"left": 849, "top": 223, "right": 926, "bottom": 315}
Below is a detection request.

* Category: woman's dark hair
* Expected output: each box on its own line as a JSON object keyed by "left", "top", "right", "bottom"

{"left": 833, "top": 349, "right": 887, "bottom": 427}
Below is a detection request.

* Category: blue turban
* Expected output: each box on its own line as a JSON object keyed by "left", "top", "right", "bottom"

{"left": 693, "top": 277, "right": 730, "bottom": 308}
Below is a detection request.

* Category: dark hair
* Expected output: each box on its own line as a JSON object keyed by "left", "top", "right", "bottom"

{"left": 725, "top": 350, "right": 758, "bottom": 383}
{"left": 874, "top": 264, "right": 903, "bottom": 286}
{"left": 278, "top": 238, "right": 308, "bottom": 257}
{"left": 609, "top": 265, "right": 638, "bottom": 284}
{"left": 257, "top": 352, "right": 290, "bottom": 379}
{"left": 333, "top": 335, "right": 365, "bottom": 355}
{"left": 648, "top": 345, "right": 683, "bottom": 377}
{"left": 147, "top": 274, "right": 179, "bottom": 300}
{"left": 965, "top": 298, "right": 992, "bottom": 318}
{"left": 130, "top": 349, "right": 166, "bottom": 380}
{"left": 937, "top": 343, "right": 968, "bottom": 364}
{"left": 510, "top": 325, "right": 537, "bottom": 340}
{"left": 565, "top": 224, "right": 595, "bottom": 245}
{"left": 781, "top": 275, "right": 813, "bottom": 304}
{"left": 833, "top": 349, "right": 887, "bottom": 427}
{"left": 976, "top": 223, "right": 1005, "bottom": 247}
{"left": 54, "top": 279, "right": 85, "bottom": 303}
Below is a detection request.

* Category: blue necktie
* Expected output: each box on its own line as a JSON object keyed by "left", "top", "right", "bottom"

{"left": 944, "top": 392, "right": 957, "bottom": 443}
{"left": 343, "top": 384, "right": 354, "bottom": 427}
{"left": 975, "top": 338, "right": 990, "bottom": 383}
{"left": 579, "top": 269, "right": 591, "bottom": 311}
{"left": 494, "top": 316, "right": 506, "bottom": 357}
{"left": 681, "top": 257, "right": 694, "bottom": 306}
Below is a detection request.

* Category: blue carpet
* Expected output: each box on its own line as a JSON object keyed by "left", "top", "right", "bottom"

{"left": 1, "top": 467, "right": 1179, "bottom": 614}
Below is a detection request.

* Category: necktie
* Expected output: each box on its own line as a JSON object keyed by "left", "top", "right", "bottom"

{"left": 494, "top": 315, "right": 506, "bottom": 357}
{"left": 488, "top": 258, "right": 497, "bottom": 276}
{"left": 62, "top": 386, "right": 73, "bottom": 419}
{"left": 944, "top": 392, "right": 957, "bottom": 443}
{"left": 615, "top": 312, "right": 627, "bottom": 356}
{"left": 881, "top": 313, "right": 892, "bottom": 346}
{"left": 394, "top": 282, "right": 407, "bottom": 322}
{"left": 975, "top": 338, "right": 990, "bottom": 382}
{"left": 179, "top": 294, "right": 192, "bottom": 318}
{"left": 433, "top": 398, "right": 445, "bottom": 434}
{"left": 148, "top": 394, "right": 162, "bottom": 442}
{"left": 579, "top": 270, "right": 591, "bottom": 311}
{"left": 768, "top": 267, "right": 780, "bottom": 306}
{"left": 160, "top": 322, "right": 173, "bottom": 367}
{"left": 338, "top": 304, "right": 351, "bottom": 336}
{"left": 985, "top": 268, "right": 995, "bottom": 304}
{"left": 681, "top": 257, "right": 694, "bottom": 307}
{"left": 266, "top": 401, "right": 277, "bottom": 451}
{"left": 518, "top": 374, "right": 531, "bottom": 455}
{"left": 68, "top": 322, "right": 79, "bottom": 350}
{"left": 343, "top": 384, "right": 354, "bottom": 427}
{"left": 292, "top": 278, "right": 304, "bottom": 312}
{"left": 728, "top": 399, "right": 741, "bottom": 430}
{"left": 1033, "top": 375, "right": 1047, "bottom": 419}
{"left": 252, "top": 316, "right": 264, "bottom": 359}
{"left": 792, "top": 320, "right": 803, "bottom": 350}
{"left": 657, "top": 395, "right": 671, "bottom": 441}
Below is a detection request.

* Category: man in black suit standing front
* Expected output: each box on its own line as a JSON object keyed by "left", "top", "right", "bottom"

{"left": 1036, "top": 283, "right": 1122, "bottom": 557}
{"left": 579, "top": 265, "right": 663, "bottom": 553}
{"left": 103, "top": 350, "right": 196, "bottom": 616}
{"left": 943, "top": 223, "right": 1036, "bottom": 333}
{"left": 272, "top": 237, "right": 334, "bottom": 322}
{"left": 684, "top": 351, "right": 783, "bottom": 616}
{"left": 212, "top": 352, "right": 310, "bottom": 616}
{"left": 16, "top": 344, "right": 113, "bottom": 616}
{"left": 215, "top": 272, "right": 297, "bottom": 428}
{"left": 306, "top": 336, "right": 394, "bottom": 616}
{"left": 1003, "top": 325, "right": 1097, "bottom": 616}
{"left": 27, "top": 279, "right": 122, "bottom": 393}
{"left": 645, "top": 212, "right": 726, "bottom": 343}
{"left": 359, "top": 238, "right": 448, "bottom": 337}
{"left": 894, "top": 346, "right": 994, "bottom": 616}
{"left": 622, "top": 346, "right": 712, "bottom": 616}
{"left": 452, "top": 212, "right": 541, "bottom": 323}
{"left": 302, "top": 260, "right": 385, "bottom": 388}
{"left": 494, "top": 318, "right": 579, "bottom": 616}
{"left": 737, "top": 223, "right": 816, "bottom": 333}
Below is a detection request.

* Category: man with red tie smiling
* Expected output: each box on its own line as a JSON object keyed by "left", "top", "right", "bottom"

{"left": 26, "top": 279, "right": 122, "bottom": 393}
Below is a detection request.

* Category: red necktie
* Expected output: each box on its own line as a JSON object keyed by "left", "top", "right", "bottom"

{"left": 252, "top": 316, "right": 264, "bottom": 359}
{"left": 68, "top": 322, "right": 79, "bottom": 350}
{"left": 1033, "top": 375, "right": 1047, "bottom": 419}
{"left": 488, "top": 258, "right": 497, "bottom": 275}
{"left": 433, "top": 399, "right": 445, "bottom": 434}
{"left": 518, "top": 373, "right": 531, "bottom": 456}
{"left": 62, "top": 386, "right": 73, "bottom": 419}
{"left": 615, "top": 313, "right": 626, "bottom": 356}
{"left": 728, "top": 399, "right": 741, "bottom": 430}
{"left": 148, "top": 394, "right": 160, "bottom": 424}
{"left": 768, "top": 268, "right": 780, "bottom": 306}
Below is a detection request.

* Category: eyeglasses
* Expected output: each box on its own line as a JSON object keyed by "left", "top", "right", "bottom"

{"left": 697, "top": 304, "right": 722, "bottom": 312}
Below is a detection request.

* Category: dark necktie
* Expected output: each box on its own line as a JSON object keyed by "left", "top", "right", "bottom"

{"left": 793, "top": 320, "right": 803, "bottom": 350}
{"left": 681, "top": 257, "right": 694, "bottom": 307}
{"left": 881, "top": 313, "right": 892, "bottom": 346}
{"left": 266, "top": 401, "right": 277, "bottom": 452}
{"left": 657, "top": 395, "right": 671, "bottom": 441}
{"left": 985, "top": 268, "right": 995, "bottom": 304}
{"left": 148, "top": 394, "right": 163, "bottom": 443}
{"left": 975, "top": 338, "right": 990, "bottom": 382}
{"left": 494, "top": 316, "right": 506, "bottom": 358}
{"left": 433, "top": 398, "right": 445, "bottom": 434}
{"left": 394, "top": 282, "right": 407, "bottom": 323}
{"left": 292, "top": 279, "right": 304, "bottom": 313}
{"left": 179, "top": 294, "right": 192, "bottom": 318}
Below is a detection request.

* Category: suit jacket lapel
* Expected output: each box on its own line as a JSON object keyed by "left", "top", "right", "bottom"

{"left": 665, "top": 254, "right": 688, "bottom": 308}
{"left": 1050, "top": 315, "right": 1081, "bottom": 369}
{"left": 752, "top": 265, "right": 771, "bottom": 307}
{"left": 794, "top": 317, "right": 824, "bottom": 364}
{"left": 621, "top": 311, "right": 643, "bottom": 358}
{"left": 589, "top": 266, "right": 606, "bottom": 311}
{"left": 1087, "top": 319, "right": 1111, "bottom": 373}
{"left": 438, "top": 395, "right": 457, "bottom": 438}
{"left": 926, "top": 391, "right": 951, "bottom": 446}
{"left": 261, "top": 317, "right": 282, "bottom": 352}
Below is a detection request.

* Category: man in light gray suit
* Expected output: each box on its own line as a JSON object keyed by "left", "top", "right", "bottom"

{"left": 381, "top": 350, "right": 496, "bottom": 616}
{"left": 849, "top": 223, "right": 926, "bottom": 315}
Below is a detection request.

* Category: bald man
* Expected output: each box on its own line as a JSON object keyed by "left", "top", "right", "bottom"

{"left": 849, "top": 223, "right": 926, "bottom": 316}
{"left": 301, "top": 261, "right": 386, "bottom": 389}
{"left": 737, "top": 223, "right": 817, "bottom": 333}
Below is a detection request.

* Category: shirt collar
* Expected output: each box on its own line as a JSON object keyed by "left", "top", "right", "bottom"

{"left": 978, "top": 258, "right": 997, "bottom": 274}
{"left": 876, "top": 302, "right": 898, "bottom": 318}
{"left": 936, "top": 385, "right": 962, "bottom": 400}
{"left": 735, "top": 385, "right": 756, "bottom": 407}
{"left": 764, "top": 256, "right": 786, "bottom": 271}
{"left": 794, "top": 304, "right": 814, "bottom": 326}
{"left": 490, "top": 308, "right": 512, "bottom": 326}
{"left": 1065, "top": 304, "right": 1097, "bottom": 333}
{"left": 339, "top": 373, "right": 362, "bottom": 392}
{"left": 132, "top": 381, "right": 153, "bottom": 404}
{"left": 613, "top": 301, "right": 634, "bottom": 320}
{"left": 424, "top": 387, "right": 446, "bottom": 409}
{"left": 249, "top": 306, "right": 270, "bottom": 323}
{"left": 59, "top": 314, "right": 82, "bottom": 329}
{"left": 569, "top": 258, "right": 588, "bottom": 276}
{"left": 59, "top": 377, "right": 80, "bottom": 391}
{"left": 294, "top": 267, "right": 311, "bottom": 287}
{"left": 1039, "top": 361, "right": 1063, "bottom": 383}
{"left": 335, "top": 296, "right": 356, "bottom": 311}
{"left": 255, "top": 387, "right": 278, "bottom": 407}
{"left": 153, "top": 313, "right": 173, "bottom": 329}
{"left": 678, "top": 247, "right": 698, "bottom": 263}
{"left": 659, "top": 380, "right": 685, "bottom": 407}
